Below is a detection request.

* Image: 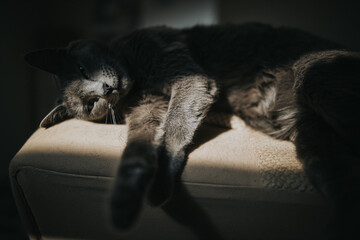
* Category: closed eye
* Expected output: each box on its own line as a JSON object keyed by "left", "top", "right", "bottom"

{"left": 78, "top": 65, "right": 89, "bottom": 79}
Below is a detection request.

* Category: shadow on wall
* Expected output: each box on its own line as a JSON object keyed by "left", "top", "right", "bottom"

{"left": 219, "top": 0, "right": 360, "bottom": 50}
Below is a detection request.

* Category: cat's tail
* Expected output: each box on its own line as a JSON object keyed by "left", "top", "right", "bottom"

{"left": 293, "top": 50, "right": 360, "bottom": 154}
{"left": 293, "top": 50, "right": 360, "bottom": 238}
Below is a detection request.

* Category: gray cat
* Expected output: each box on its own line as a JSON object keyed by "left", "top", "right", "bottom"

{"left": 25, "top": 23, "right": 360, "bottom": 239}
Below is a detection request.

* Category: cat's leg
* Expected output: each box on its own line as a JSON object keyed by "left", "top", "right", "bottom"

{"left": 293, "top": 50, "right": 360, "bottom": 239}
{"left": 148, "top": 74, "right": 218, "bottom": 206}
{"left": 110, "top": 93, "right": 168, "bottom": 230}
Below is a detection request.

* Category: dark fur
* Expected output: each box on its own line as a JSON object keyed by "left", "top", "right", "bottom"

{"left": 25, "top": 23, "right": 360, "bottom": 239}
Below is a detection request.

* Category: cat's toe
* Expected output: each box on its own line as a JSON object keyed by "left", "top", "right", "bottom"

{"left": 147, "top": 177, "right": 173, "bottom": 207}
{"left": 110, "top": 185, "right": 143, "bottom": 230}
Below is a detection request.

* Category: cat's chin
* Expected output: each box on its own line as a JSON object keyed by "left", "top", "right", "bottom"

{"left": 83, "top": 111, "right": 107, "bottom": 123}
{"left": 106, "top": 93, "right": 121, "bottom": 106}
{"left": 87, "top": 96, "right": 121, "bottom": 123}
{"left": 82, "top": 98, "right": 109, "bottom": 121}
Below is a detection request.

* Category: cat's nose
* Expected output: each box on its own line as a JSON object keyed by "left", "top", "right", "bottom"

{"left": 104, "top": 83, "right": 114, "bottom": 96}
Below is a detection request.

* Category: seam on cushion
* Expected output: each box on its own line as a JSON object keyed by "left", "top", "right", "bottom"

{"left": 16, "top": 166, "right": 114, "bottom": 179}
{"left": 16, "top": 166, "right": 266, "bottom": 187}
{"left": 182, "top": 180, "right": 321, "bottom": 195}
{"left": 17, "top": 165, "right": 319, "bottom": 193}
{"left": 14, "top": 169, "right": 42, "bottom": 240}
{"left": 16, "top": 165, "right": 324, "bottom": 215}
{"left": 16, "top": 166, "right": 273, "bottom": 191}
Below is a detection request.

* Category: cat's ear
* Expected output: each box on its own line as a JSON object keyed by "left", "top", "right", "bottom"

{"left": 24, "top": 48, "right": 68, "bottom": 75}
{"left": 40, "top": 104, "right": 71, "bottom": 128}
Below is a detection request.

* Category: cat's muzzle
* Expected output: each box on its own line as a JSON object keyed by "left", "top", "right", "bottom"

{"left": 105, "top": 92, "right": 120, "bottom": 106}
{"left": 104, "top": 83, "right": 115, "bottom": 96}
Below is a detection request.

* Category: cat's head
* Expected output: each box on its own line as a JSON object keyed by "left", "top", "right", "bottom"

{"left": 25, "top": 40, "right": 132, "bottom": 128}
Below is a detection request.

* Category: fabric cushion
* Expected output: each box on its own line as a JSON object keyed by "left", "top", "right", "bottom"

{"left": 10, "top": 118, "right": 329, "bottom": 240}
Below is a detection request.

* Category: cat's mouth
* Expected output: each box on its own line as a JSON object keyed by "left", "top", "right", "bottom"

{"left": 105, "top": 104, "right": 122, "bottom": 124}
{"left": 105, "top": 92, "right": 120, "bottom": 106}
{"left": 102, "top": 94, "right": 122, "bottom": 124}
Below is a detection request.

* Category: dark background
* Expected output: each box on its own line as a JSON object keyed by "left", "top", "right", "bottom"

{"left": 1, "top": 0, "right": 360, "bottom": 239}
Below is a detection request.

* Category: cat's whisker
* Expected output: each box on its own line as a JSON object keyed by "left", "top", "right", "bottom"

{"left": 111, "top": 104, "right": 120, "bottom": 123}
{"left": 115, "top": 111, "right": 121, "bottom": 123}
{"left": 106, "top": 103, "right": 112, "bottom": 124}
{"left": 109, "top": 110, "right": 113, "bottom": 124}
{"left": 111, "top": 108, "right": 117, "bottom": 124}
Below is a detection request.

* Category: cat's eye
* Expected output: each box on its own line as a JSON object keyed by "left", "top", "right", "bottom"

{"left": 87, "top": 98, "right": 99, "bottom": 113}
{"left": 78, "top": 65, "right": 89, "bottom": 79}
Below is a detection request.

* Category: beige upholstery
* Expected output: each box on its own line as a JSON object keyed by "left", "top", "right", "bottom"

{"left": 10, "top": 118, "right": 330, "bottom": 240}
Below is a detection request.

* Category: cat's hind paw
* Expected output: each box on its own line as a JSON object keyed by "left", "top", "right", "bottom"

{"left": 110, "top": 186, "right": 143, "bottom": 230}
{"left": 147, "top": 174, "right": 174, "bottom": 207}
{"left": 110, "top": 160, "right": 155, "bottom": 230}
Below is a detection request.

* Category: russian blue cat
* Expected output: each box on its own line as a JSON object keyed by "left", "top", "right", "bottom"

{"left": 25, "top": 23, "right": 360, "bottom": 239}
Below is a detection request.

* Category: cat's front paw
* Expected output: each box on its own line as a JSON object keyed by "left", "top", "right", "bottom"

{"left": 110, "top": 160, "right": 155, "bottom": 230}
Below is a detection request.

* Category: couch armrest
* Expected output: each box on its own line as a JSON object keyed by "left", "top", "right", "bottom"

{"left": 10, "top": 119, "right": 329, "bottom": 240}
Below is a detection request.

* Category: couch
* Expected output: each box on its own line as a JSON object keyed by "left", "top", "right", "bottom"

{"left": 9, "top": 115, "right": 330, "bottom": 240}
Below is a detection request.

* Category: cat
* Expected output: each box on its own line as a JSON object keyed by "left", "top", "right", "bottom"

{"left": 25, "top": 23, "right": 360, "bottom": 239}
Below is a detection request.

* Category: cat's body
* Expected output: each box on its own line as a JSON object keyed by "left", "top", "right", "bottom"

{"left": 25, "top": 23, "right": 360, "bottom": 239}
{"left": 110, "top": 23, "right": 344, "bottom": 140}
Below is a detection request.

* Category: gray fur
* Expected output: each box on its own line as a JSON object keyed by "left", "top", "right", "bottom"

{"left": 25, "top": 23, "right": 360, "bottom": 238}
